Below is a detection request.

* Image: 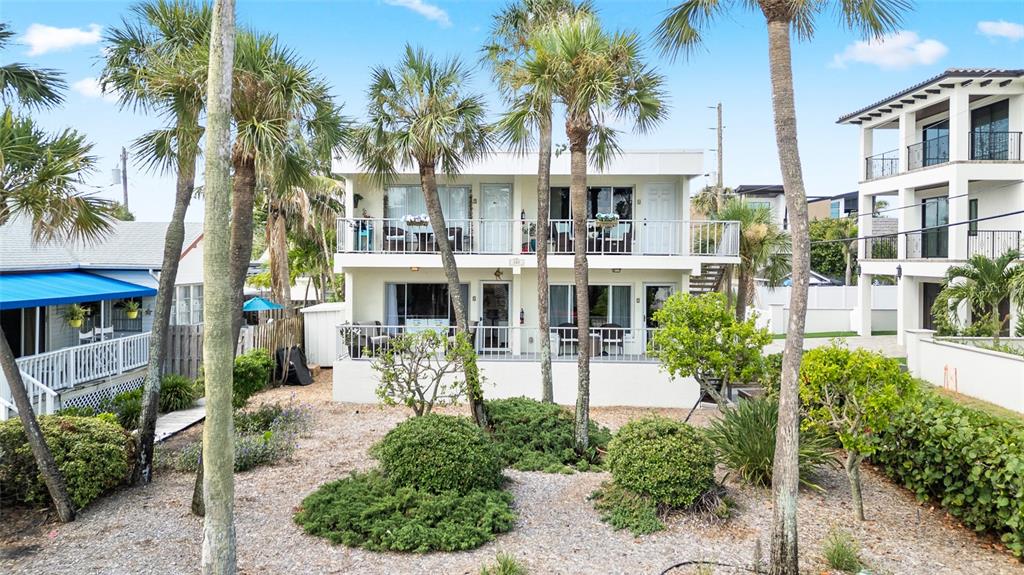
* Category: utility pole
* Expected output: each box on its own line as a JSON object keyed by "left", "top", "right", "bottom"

{"left": 715, "top": 102, "right": 723, "bottom": 206}
{"left": 120, "top": 147, "right": 129, "bottom": 210}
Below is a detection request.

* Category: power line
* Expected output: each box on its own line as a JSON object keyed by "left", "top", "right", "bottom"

{"left": 809, "top": 208, "right": 1024, "bottom": 247}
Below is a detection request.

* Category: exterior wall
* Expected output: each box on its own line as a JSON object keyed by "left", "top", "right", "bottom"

{"left": 807, "top": 200, "right": 831, "bottom": 221}
{"left": 756, "top": 285, "right": 897, "bottom": 335}
{"left": 300, "top": 302, "right": 347, "bottom": 366}
{"left": 332, "top": 358, "right": 699, "bottom": 408}
{"left": 905, "top": 330, "right": 1024, "bottom": 413}
{"left": 175, "top": 238, "right": 204, "bottom": 286}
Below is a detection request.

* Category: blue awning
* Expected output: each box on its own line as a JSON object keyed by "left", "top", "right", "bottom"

{"left": 0, "top": 271, "right": 158, "bottom": 310}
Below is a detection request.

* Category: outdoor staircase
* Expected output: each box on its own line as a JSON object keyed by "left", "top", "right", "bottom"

{"left": 689, "top": 263, "right": 728, "bottom": 296}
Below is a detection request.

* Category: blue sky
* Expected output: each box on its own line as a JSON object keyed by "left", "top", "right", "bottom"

{"left": 3, "top": 0, "right": 1023, "bottom": 222}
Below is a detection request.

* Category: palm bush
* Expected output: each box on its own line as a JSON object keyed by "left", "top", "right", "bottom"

{"left": 705, "top": 397, "right": 834, "bottom": 489}
{"left": 158, "top": 374, "right": 196, "bottom": 413}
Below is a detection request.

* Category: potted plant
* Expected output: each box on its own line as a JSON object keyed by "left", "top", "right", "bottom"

{"left": 62, "top": 304, "right": 86, "bottom": 328}
{"left": 122, "top": 300, "right": 141, "bottom": 319}
{"left": 595, "top": 212, "right": 620, "bottom": 229}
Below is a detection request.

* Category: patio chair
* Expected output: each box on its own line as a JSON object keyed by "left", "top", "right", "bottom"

{"left": 599, "top": 323, "right": 624, "bottom": 356}
{"left": 446, "top": 226, "right": 465, "bottom": 251}
{"left": 78, "top": 328, "right": 95, "bottom": 344}
{"left": 554, "top": 322, "right": 579, "bottom": 356}
{"left": 383, "top": 226, "right": 409, "bottom": 252}
{"left": 553, "top": 225, "right": 574, "bottom": 253}
{"left": 603, "top": 223, "right": 632, "bottom": 254}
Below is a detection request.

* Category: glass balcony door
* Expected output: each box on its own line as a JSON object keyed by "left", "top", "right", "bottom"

{"left": 921, "top": 197, "right": 948, "bottom": 258}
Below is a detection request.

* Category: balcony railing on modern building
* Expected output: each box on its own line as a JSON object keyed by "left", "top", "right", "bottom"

{"left": 336, "top": 217, "right": 740, "bottom": 257}
{"left": 907, "top": 135, "right": 949, "bottom": 171}
{"left": 337, "top": 323, "right": 662, "bottom": 363}
{"left": 968, "top": 230, "right": 1023, "bottom": 259}
{"left": 865, "top": 149, "right": 899, "bottom": 180}
{"left": 970, "top": 131, "right": 1022, "bottom": 161}
{"left": 866, "top": 229, "right": 1022, "bottom": 261}
{"left": 865, "top": 234, "right": 899, "bottom": 259}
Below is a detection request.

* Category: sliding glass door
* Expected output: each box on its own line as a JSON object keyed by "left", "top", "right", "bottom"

{"left": 385, "top": 283, "right": 469, "bottom": 331}
{"left": 548, "top": 284, "right": 632, "bottom": 328}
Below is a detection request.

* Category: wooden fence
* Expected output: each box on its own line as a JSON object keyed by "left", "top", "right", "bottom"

{"left": 163, "top": 311, "right": 304, "bottom": 379}
{"left": 164, "top": 324, "right": 204, "bottom": 379}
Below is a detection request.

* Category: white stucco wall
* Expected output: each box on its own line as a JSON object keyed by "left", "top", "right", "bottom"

{"left": 332, "top": 358, "right": 699, "bottom": 408}
{"left": 175, "top": 237, "right": 204, "bottom": 286}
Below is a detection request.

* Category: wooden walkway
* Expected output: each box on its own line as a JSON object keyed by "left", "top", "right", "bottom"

{"left": 154, "top": 398, "right": 206, "bottom": 442}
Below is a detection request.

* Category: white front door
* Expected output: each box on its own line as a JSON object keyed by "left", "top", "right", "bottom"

{"left": 642, "top": 183, "right": 677, "bottom": 254}
{"left": 480, "top": 184, "right": 512, "bottom": 253}
{"left": 479, "top": 281, "right": 511, "bottom": 351}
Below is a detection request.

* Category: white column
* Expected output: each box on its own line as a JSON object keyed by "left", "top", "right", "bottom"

{"left": 859, "top": 126, "right": 873, "bottom": 181}
{"left": 856, "top": 274, "right": 873, "bottom": 336}
{"left": 896, "top": 276, "right": 917, "bottom": 346}
{"left": 511, "top": 272, "right": 522, "bottom": 356}
{"left": 897, "top": 187, "right": 913, "bottom": 259}
{"left": 898, "top": 110, "right": 914, "bottom": 171}
{"left": 947, "top": 175, "right": 969, "bottom": 260}
{"left": 343, "top": 272, "right": 354, "bottom": 323}
{"left": 857, "top": 193, "right": 873, "bottom": 259}
{"left": 948, "top": 88, "right": 970, "bottom": 162}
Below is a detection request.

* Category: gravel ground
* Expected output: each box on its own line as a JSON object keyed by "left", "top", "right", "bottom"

{"left": 2, "top": 370, "right": 1020, "bottom": 575}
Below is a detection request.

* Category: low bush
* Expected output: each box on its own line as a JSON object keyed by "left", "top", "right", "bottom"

{"left": 606, "top": 416, "right": 716, "bottom": 508}
{"left": 233, "top": 348, "right": 274, "bottom": 408}
{"left": 479, "top": 552, "right": 528, "bottom": 575}
{"left": 758, "top": 352, "right": 783, "bottom": 400}
{"left": 109, "top": 388, "right": 142, "bottom": 430}
{"left": 294, "top": 471, "right": 515, "bottom": 553}
{"left": 821, "top": 528, "right": 862, "bottom": 573}
{"left": 486, "top": 397, "right": 611, "bottom": 472}
{"left": 55, "top": 406, "right": 96, "bottom": 417}
{"left": 590, "top": 481, "right": 664, "bottom": 536}
{"left": 0, "top": 415, "right": 132, "bottom": 509}
{"left": 159, "top": 374, "right": 196, "bottom": 413}
{"left": 871, "top": 383, "right": 1024, "bottom": 557}
{"left": 705, "top": 397, "right": 834, "bottom": 489}
{"left": 376, "top": 414, "right": 502, "bottom": 495}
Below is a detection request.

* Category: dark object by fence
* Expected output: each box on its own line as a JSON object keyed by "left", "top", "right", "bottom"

{"left": 275, "top": 346, "right": 313, "bottom": 386}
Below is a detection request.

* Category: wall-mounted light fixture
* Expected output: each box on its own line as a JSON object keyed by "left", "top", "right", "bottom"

{"left": 611, "top": 268, "right": 621, "bottom": 273}
{"left": 410, "top": 267, "right": 420, "bottom": 272}
{"left": 895, "top": 264, "right": 902, "bottom": 282}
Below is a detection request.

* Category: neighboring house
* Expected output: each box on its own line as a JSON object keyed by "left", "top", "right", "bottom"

{"left": 330, "top": 150, "right": 741, "bottom": 406}
{"left": 0, "top": 217, "right": 204, "bottom": 419}
{"left": 839, "top": 68, "right": 1024, "bottom": 343}
{"left": 808, "top": 191, "right": 858, "bottom": 220}
{"left": 735, "top": 184, "right": 788, "bottom": 228}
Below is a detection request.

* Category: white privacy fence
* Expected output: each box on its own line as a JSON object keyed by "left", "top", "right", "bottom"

{"left": 754, "top": 285, "right": 897, "bottom": 335}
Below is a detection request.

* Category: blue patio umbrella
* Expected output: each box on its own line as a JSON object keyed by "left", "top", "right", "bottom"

{"left": 242, "top": 296, "right": 284, "bottom": 312}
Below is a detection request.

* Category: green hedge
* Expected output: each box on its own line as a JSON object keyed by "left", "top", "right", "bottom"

{"left": 0, "top": 416, "right": 133, "bottom": 509}
{"left": 232, "top": 348, "right": 274, "bottom": 408}
{"left": 872, "top": 384, "right": 1024, "bottom": 557}
{"left": 486, "top": 397, "right": 611, "bottom": 472}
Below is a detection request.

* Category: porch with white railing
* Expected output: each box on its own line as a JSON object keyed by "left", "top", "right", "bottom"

{"left": 336, "top": 217, "right": 740, "bottom": 258}
{"left": 0, "top": 332, "right": 151, "bottom": 420}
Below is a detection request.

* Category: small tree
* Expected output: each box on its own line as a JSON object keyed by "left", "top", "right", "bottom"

{"left": 649, "top": 292, "right": 771, "bottom": 419}
{"left": 799, "top": 343, "right": 911, "bottom": 521}
{"left": 371, "top": 331, "right": 476, "bottom": 417}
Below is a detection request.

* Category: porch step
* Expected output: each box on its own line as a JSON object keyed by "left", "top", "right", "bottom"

{"left": 689, "top": 263, "right": 728, "bottom": 296}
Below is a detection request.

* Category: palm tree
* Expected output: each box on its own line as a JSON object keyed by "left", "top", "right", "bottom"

{"left": 656, "top": 2, "right": 910, "bottom": 572}
{"left": 933, "top": 251, "right": 1024, "bottom": 345}
{"left": 228, "top": 31, "right": 346, "bottom": 337}
{"left": 198, "top": 0, "right": 236, "bottom": 570}
{"left": 101, "top": 0, "right": 212, "bottom": 485}
{"left": 353, "top": 45, "right": 493, "bottom": 427}
{"left": 817, "top": 217, "right": 858, "bottom": 285}
{"left": 528, "top": 14, "right": 666, "bottom": 450}
{"left": 0, "top": 23, "right": 114, "bottom": 523}
{"left": 717, "top": 199, "right": 790, "bottom": 321}
{"left": 484, "top": 0, "right": 595, "bottom": 404}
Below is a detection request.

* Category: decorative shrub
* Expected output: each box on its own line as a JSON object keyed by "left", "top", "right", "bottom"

{"left": 590, "top": 481, "right": 664, "bottom": 535}
{"left": 109, "top": 388, "right": 143, "bottom": 430}
{"left": 294, "top": 471, "right": 515, "bottom": 552}
{"left": 159, "top": 374, "right": 196, "bottom": 413}
{"left": 233, "top": 348, "right": 274, "bottom": 408}
{"left": 821, "top": 528, "right": 863, "bottom": 573}
{"left": 705, "top": 396, "right": 834, "bottom": 489}
{"left": 479, "top": 552, "right": 527, "bottom": 575}
{"left": 0, "top": 415, "right": 132, "bottom": 509}
{"left": 872, "top": 383, "right": 1024, "bottom": 557}
{"left": 486, "top": 397, "right": 611, "bottom": 472}
{"left": 758, "top": 352, "right": 783, "bottom": 400}
{"left": 606, "top": 416, "right": 716, "bottom": 508}
{"left": 372, "top": 330, "right": 474, "bottom": 416}
{"left": 376, "top": 414, "right": 502, "bottom": 495}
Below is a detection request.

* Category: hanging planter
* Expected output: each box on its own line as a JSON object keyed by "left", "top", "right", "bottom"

{"left": 404, "top": 214, "right": 430, "bottom": 227}
{"left": 122, "top": 300, "right": 141, "bottom": 319}
{"left": 595, "top": 213, "right": 620, "bottom": 229}
{"left": 62, "top": 304, "right": 86, "bottom": 328}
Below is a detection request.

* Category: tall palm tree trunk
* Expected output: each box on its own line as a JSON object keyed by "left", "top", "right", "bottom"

{"left": 419, "top": 164, "right": 488, "bottom": 428}
{"left": 134, "top": 118, "right": 197, "bottom": 485}
{"left": 568, "top": 126, "right": 590, "bottom": 451}
{"left": 537, "top": 112, "right": 554, "bottom": 403}
{"left": 229, "top": 152, "right": 257, "bottom": 345}
{"left": 736, "top": 260, "right": 750, "bottom": 321}
{"left": 0, "top": 328, "right": 75, "bottom": 522}
{"left": 268, "top": 199, "right": 290, "bottom": 304}
{"left": 766, "top": 17, "right": 810, "bottom": 575}
{"left": 200, "top": 0, "right": 237, "bottom": 570}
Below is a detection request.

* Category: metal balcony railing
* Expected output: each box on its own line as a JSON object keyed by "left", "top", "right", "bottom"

{"left": 970, "top": 131, "right": 1022, "bottom": 161}
{"left": 865, "top": 149, "right": 899, "bottom": 180}
{"left": 968, "top": 230, "right": 1022, "bottom": 259}
{"left": 907, "top": 134, "right": 949, "bottom": 171}
{"left": 865, "top": 235, "right": 898, "bottom": 260}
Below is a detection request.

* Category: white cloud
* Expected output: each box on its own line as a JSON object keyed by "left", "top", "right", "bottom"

{"left": 22, "top": 23, "right": 102, "bottom": 56}
{"left": 830, "top": 31, "right": 948, "bottom": 70}
{"left": 977, "top": 20, "right": 1024, "bottom": 41}
{"left": 71, "top": 77, "right": 117, "bottom": 103}
{"left": 383, "top": 0, "right": 451, "bottom": 28}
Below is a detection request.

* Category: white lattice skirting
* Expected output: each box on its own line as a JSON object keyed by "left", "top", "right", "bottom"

{"left": 59, "top": 370, "right": 147, "bottom": 413}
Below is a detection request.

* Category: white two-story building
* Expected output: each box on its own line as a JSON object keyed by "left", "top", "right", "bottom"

{"left": 330, "top": 150, "right": 741, "bottom": 407}
{"left": 840, "top": 68, "right": 1024, "bottom": 343}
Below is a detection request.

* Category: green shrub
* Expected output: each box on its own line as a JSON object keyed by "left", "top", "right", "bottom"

{"left": 55, "top": 406, "right": 96, "bottom": 417}
{"left": 486, "top": 397, "right": 611, "bottom": 472}
{"left": 606, "top": 416, "right": 715, "bottom": 508}
{"left": 705, "top": 397, "right": 834, "bottom": 489}
{"left": 376, "top": 414, "right": 502, "bottom": 495}
{"left": 294, "top": 471, "right": 515, "bottom": 552}
{"left": 872, "top": 383, "right": 1024, "bottom": 557}
{"left": 109, "top": 388, "right": 143, "bottom": 430}
{"left": 233, "top": 348, "right": 274, "bottom": 408}
{"left": 759, "top": 352, "right": 783, "bottom": 400}
{"left": 159, "top": 374, "right": 196, "bottom": 413}
{"left": 0, "top": 416, "right": 132, "bottom": 509}
{"left": 821, "top": 528, "right": 862, "bottom": 573}
{"left": 590, "top": 481, "right": 664, "bottom": 536}
{"left": 479, "top": 552, "right": 527, "bottom": 575}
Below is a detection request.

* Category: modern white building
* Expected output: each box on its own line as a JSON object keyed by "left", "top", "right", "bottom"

{"left": 840, "top": 68, "right": 1024, "bottom": 343}
{"left": 330, "top": 150, "right": 741, "bottom": 406}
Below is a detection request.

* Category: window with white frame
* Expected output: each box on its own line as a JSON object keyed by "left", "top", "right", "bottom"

{"left": 549, "top": 284, "right": 632, "bottom": 328}
{"left": 385, "top": 185, "right": 470, "bottom": 224}
{"left": 172, "top": 284, "right": 204, "bottom": 325}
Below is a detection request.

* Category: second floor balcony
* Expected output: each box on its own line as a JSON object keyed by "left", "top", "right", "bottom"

{"left": 336, "top": 217, "right": 740, "bottom": 258}
{"left": 866, "top": 229, "right": 1022, "bottom": 261}
{"left": 864, "top": 131, "right": 1022, "bottom": 181}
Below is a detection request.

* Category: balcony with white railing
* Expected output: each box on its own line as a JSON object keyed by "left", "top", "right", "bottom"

{"left": 336, "top": 217, "right": 739, "bottom": 258}
{"left": 337, "top": 324, "right": 663, "bottom": 363}
{"left": 0, "top": 332, "right": 152, "bottom": 419}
